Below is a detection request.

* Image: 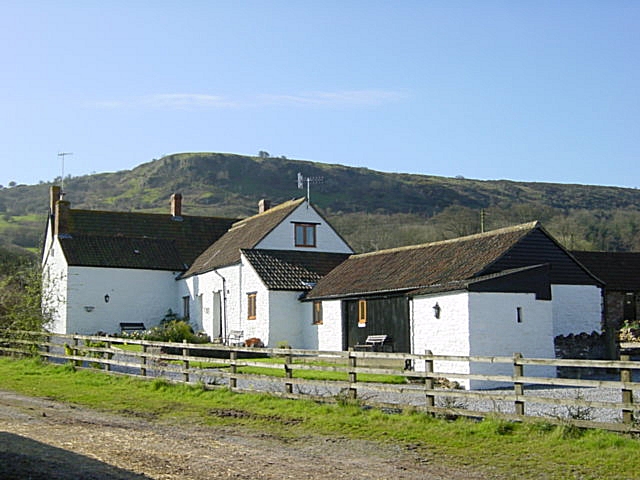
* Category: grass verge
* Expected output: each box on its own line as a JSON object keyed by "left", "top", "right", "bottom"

{"left": 1, "top": 357, "right": 639, "bottom": 479}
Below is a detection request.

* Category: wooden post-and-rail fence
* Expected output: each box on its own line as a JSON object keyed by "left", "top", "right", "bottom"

{"left": 1, "top": 331, "right": 639, "bottom": 433}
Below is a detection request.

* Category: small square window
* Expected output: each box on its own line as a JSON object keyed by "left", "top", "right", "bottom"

{"left": 312, "top": 301, "right": 323, "bottom": 325}
{"left": 247, "top": 293, "right": 257, "bottom": 320}
{"left": 358, "top": 300, "right": 367, "bottom": 327}
{"left": 294, "top": 223, "right": 316, "bottom": 247}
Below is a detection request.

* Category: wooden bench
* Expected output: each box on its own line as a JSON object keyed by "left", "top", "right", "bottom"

{"left": 227, "top": 330, "right": 244, "bottom": 346}
{"left": 355, "top": 334, "right": 391, "bottom": 352}
{"left": 119, "top": 322, "right": 146, "bottom": 333}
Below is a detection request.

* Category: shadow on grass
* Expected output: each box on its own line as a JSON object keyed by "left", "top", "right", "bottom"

{"left": 0, "top": 432, "right": 151, "bottom": 480}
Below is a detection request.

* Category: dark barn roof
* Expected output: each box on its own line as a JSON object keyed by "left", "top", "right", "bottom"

{"left": 572, "top": 251, "right": 640, "bottom": 291}
{"left": 242, "top": 249, "right": 350, "bottom": 291}
{"left": 308, "top": 222, "right": 600, "bottom": 300}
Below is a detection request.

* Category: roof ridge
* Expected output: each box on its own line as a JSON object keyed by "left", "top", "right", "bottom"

{"left": 69, "top": 208, "right": 236, "bottom": 221}
{"left": 231, "top": 197, "right": 306, "bottom": 228}
{"left": 353, "top": 221, "right": 540, "bottom": 259}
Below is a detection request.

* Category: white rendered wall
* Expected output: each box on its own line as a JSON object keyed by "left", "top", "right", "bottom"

{"left": 255, "top": 203, "right": 352, "bottom": 253}
{"left": 268, "top": 290, "right": 315, "bottom": 349}
{"left": 551, "top": 285, "right": 603, "bottom": 337}
{"left": 42, "top": 238, "right": 69, "bottom": 334}
{"left": 316, "top": 300, "right": 343, "bottom": 351}
{"left": 239, "top": 257, "right": 270, "bottom": 343}
{"left": 180, "top": 265, "right": 240, "bottom": 341}
{"left": 412, "top": 292, "right": 472, "bottom": 385}
{"left": 65, "top": 266, "right": 180, "bottom": 335}
{"left": 468, "top": 292, "right": 555, "bottom": 388}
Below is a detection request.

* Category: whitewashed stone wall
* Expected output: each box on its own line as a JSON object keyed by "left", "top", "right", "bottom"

{"left": 551, "top": 285, "right": 603, "bottom": 337}
{"left": 412, "top": 292, "right": 472, "bottom": 383}
{"left": 255, "top": 203, "right": 352, "bottom": 253}
{"left": 316, "top": 300, "right": 343, "bottom": 351}
{"left": 181, "top": 265, "right": 241, "bottom": 341}
{"left": 42, "top": 238, "right": 69, "bottom": 334}
{"left": 468, "top": 292, "right": 555, "bottom": 387}
{"left": 64, "top": 266, "right": 179, "bottom": 335}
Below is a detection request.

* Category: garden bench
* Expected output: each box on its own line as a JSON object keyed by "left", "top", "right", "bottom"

{"left": 119, "top": 322, "right": 146, "bottom": 333}
{"left": 227, "top": 330, "right": 244, "bottom": 346}
{"left": 355, "top": 334, "right": 391, "bottom": 352}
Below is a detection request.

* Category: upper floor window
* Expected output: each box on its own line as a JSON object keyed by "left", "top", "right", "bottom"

{"left": 294, "top": 223, "right": 317, "bottom": 247}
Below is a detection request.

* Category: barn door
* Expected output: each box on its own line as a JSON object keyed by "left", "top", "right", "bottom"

{"left": 344, "top": 296, "right": 410, "bottom": 353}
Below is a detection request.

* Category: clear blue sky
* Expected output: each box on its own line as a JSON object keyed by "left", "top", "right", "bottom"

{"left": 2, "top": 1, "right": 638, "bottom": 188}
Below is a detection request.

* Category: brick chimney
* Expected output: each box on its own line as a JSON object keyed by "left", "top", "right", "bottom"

{"left": 54, "top": 198, "right": 70, "bottom": 236}
{"left": 50, "top": 186, "right": 62, "bottom": 214}
{"left": 258, "top": 199, "right": 271, "bottom": 214}
{"left": 171, "top": 193, "right": 182, "bottom": 217}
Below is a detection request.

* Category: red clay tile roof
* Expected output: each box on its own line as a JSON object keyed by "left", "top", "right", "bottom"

{"left": 307, "top": 222, "right": 549, "bottom": 299}
{"left": 183, "top": 198, "right": 306, "bottom": 277}
{"left": 59, "top": 209, "right": 237, "bottom": 270}
{"left": 242, "top": 249, "right": 351, "bottom": 290}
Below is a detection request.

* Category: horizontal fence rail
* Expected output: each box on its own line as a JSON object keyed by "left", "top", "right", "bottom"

{"left": 1, "top": 331, "right": 640, "bottom": 432}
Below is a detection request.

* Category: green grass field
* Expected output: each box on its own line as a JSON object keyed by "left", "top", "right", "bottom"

{"left": 0, "top": 357, "right": 639, "bottom": 479}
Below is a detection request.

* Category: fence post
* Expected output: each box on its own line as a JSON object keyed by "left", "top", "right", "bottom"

{"left": 229, "top": 350, "right": 237, "bottom": 389}
{"left": 104, "top": 339, "right": 111, "bottom": 372}
{"left": 141, "top": 343, "right": 147, "bottom": 377}
{"left": 513, "top": 353, "right": 525, "bottom": 416}
{"left": 424, "top": 350, "right": 435, "bottom": 411}
{"left": 348, "top": 349, "right": 357, "bottom": 400}
{"left": 73, "top": 337, "right": 81, "bottom": 367}
{"left": 285, "top": 350, "right": 293, "bottom": 394}
{"left": 182, "top": 339, "right": 190, "bottom": 383}
{"left": 42, "top": 333, "right": 50, "bottom": 363}
{"left": 620, "top": 354, "right": 634, "bottom": 424}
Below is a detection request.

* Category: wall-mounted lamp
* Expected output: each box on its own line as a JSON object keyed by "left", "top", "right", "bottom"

{"left": 84, "top": 306, "right": 95, "bottom": 312}
{"left": 104, "top": 294, "right": 110, "bottom": 303}
{"left": 433, "top": 302, "right": 441, "bottom": 319}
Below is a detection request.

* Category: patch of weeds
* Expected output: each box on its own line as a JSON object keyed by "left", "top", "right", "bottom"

{"left": 150, "top": 378, "right": 172, "bottom": 391}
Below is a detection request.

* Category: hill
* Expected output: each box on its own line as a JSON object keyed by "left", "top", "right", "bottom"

{"left": 2, "top": 152, "right": 640, "bottom": 253}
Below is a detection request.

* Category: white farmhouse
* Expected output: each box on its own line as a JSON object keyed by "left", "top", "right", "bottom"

{"left": 41, "top": 186, "right": 236, "bottom": 334}
{"left": 178, "top": 198, "right": 353, "bottom": 348}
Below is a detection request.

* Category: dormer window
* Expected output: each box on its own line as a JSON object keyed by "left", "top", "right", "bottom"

{"left": 294, "top": 222, "right": 317, "bottom": 247}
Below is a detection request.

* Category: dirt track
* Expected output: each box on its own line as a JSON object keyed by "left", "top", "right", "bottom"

{"left": 0, "top": 390, "right": 498, "bottom": 479}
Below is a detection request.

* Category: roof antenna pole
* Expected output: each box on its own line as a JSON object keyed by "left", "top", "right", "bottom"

{"left": 58, "top": 152, "right": 73, "bottom": 199}
{"left": 297, "top": 172, "right": 324, "bottom": 207}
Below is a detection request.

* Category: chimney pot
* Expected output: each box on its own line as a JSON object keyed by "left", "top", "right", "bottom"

{"left": 171, "top": 193, "right": 182, "bottom": 217}
{"left": 258, "top": 199, "right": 271, "bottom": 213}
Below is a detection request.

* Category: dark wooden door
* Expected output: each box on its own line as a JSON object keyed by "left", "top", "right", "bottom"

{"left": 342, "top": 296, "right": 410, "bottom": 352}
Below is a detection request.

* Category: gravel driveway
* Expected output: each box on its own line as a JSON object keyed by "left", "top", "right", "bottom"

{"left": 0, "top": 390, "right": 501, "bottom": 480}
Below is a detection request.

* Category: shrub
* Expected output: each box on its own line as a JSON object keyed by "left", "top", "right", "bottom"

{"left": 144, "top": 320, "right": 209, "bottom": 344}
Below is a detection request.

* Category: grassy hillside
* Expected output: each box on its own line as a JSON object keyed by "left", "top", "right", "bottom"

{"left": 2, "top": 152, "right": 640, "bottom": 253}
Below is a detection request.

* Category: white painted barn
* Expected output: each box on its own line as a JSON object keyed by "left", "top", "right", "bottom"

{"left": 305, "top": 223, "right": 604, "bottom": 388}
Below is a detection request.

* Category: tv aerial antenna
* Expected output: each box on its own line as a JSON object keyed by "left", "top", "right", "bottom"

{"left": 297, "top": 172, "right": 323, "bottom": 204}
{"left": 58, "top": 152, "right": 73, "bottom": 198}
